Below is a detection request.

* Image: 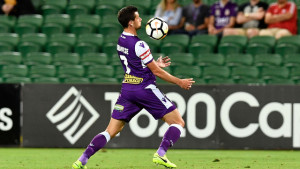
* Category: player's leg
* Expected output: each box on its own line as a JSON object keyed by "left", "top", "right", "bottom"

{"left": 73, "top": 118, "right": 125, "bottom": 169}
{"left": 153, "top": 109, "right": 184, "bottom": 168}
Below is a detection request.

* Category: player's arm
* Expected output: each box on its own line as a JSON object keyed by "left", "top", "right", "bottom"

{"left": 265, "top": 4, "right": 295, "bottom": 24}
{"left": 147, "top": 60, "right": 194, "bottom": 90}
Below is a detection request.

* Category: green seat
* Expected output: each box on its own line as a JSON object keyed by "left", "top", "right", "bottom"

{"left": 92, "top": 77, "right": 119, "bottom": 84}
{"left": 66, "top": 5, "right": 89, "bottom": 19}
{"left": 42, "top": 23, "right": 64, "bottom": 37}
{"left": 103, "top": 34, "right": 119, "bottom": 44}
{"left": 142, "top": 36, "right": 161, "bottom": 53}
{"left": 226, "top": 53, "right": 253, "bottom": 67}
{"left": 71, "top": 24, "right": 94, "bottom": 36}
{"left": 284, "top": 54, "right": 300, "bottom": 68}
{"left": 190, "top": 34, "right": 217, "bottom": 53}
{"left": 73, "top": 14, "right": 100, "bottom": 31}
{"left": 0, "top": 33, "right": 19, "bottom": 51}
{"left": 96, "top": 0, "right": 124, "bottom": 9}
{"left": 160, "top": 43, "right": 185, "bottom": 55}
{"left": 44, "top": 14, "right": 71, "bottom": 31}
{"left": 110, "top": 54, "right": 121, "bottom": 66}
{"left": 58, "top": 65, "right": 85, "bottom": 78}
{"left": 246, "top": 43, "right": 270, "bottom": 56}
{"left": 18, "top": 33, "right": 47, "bottom": 56}
{"left": 220, "top": 35, "right": 248, "bottom": 48}
{"left": 47, "top": 33, "right": 76, "bottom": 54}
{"left": 99, "top": 23, "right": 123, "bottom": 36}
{"left": 18, "top": 42, "right": 41, "bottom": 56}
{"left": 275, "top": 43, "right": 299, "bottom": 57}
{"left": 248, "top": 36, "right": 276, "bottom": 49}
{"left": 206, "top": 78, "right": 235, "bottom": 84}
{"left": 103, "top": 43, "right": 118, "bottom": 56}
{"left": 125, "top": 0, "right": 151, "bottom": 14}
{"left": 41, "top": 0, "right": 68, "bottom": 16}
{"left": 237, "top": 77, "right": 265, "bottom": 84}
{"left": 290, "top": 67, "right": 300, "bottom": 80}
{"left": 0, "top": 52, "right": 22, "bottom": 65}
{"left": 195, "top": 53, "right": 225, "bottom": 67}
{"left": 4, "top": 77, "right": 31, "bottom": 83}
{"left": 53, "top": 53, "right": 80, "bottom": 66}
{"left": 24, "top": 52, "right": 52, "bottom": 65}
{"left": 267, "top": 78, "right": 295, "bottom": 85}
{"left": 63, "top": 77, "right": 90, "bottom": 83}
{"left": 152, "top": 53, "right": 165, "bottom": 60}
{"left": 254, "top": 54, "right": 282, "bottom": 67}
{"left": 87, "top": 65, "right": 115, "bottom": 78}
{"left": 81, "top": 53, "right": 108, "bottom": 66}
{"left": 261, "top": 66, "right": 289, "bottom": 80}
{"left": 169, "top": 53, "right": 194, "bottom": 66}
{"left": 218, "top": 43, "right": 242, "bottom": 56}
{"left": 29, "top": 65, "right": 57, "bottom": 77}
{"left": 114, "top": 65, "right": 124, "bottom": 78}
{"left": 95, "top": 5, "right": 118, "bottom": 17}
{"left": 162, "top": 34, "right": 190, "bottom": 50}
{"left": 68, "top": 0, "right": 96, "bottom": 13}
{"left": 172, "top": 65, "right": 201, "bottom": 78}
{"left": 231, "top": 66, "right": 259, "bottom": 80}
{"left": 203, "top": 66, "right": 230, "bottom": 80}
{"left": 75, "top": 34, "right": 103, "bottom": 56}
{"left": 2, "top": 65, "right": 28, "bottom": 78}
{"left": 14, "top": 23, "right": 38, "bottom": 36}
{"left": 33, "top": 77, "right": 60, "bottom": 83}
{"left": 188, "top": 43, "right": 213, "bottom": 56}
{"left": 16, "top": 14, "right": 43, "bottom": 28}
{"left": 0, "top": 15, "right": 16, "bottom": 32}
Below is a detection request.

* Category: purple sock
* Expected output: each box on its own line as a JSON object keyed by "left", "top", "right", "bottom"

{"left": 79, "top": 131, "right": 110, "bottom": 165}
{"left": 157, "top": 124, "right": 182, "bottom": 157}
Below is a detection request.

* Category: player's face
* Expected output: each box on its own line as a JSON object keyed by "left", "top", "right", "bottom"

{"left": 133, "top": 12, "right": 142, "bottom": 29}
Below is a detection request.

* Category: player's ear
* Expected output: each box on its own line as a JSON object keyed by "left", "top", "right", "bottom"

{"left": 129, "top": 20, "right": 134, "bottom": 27}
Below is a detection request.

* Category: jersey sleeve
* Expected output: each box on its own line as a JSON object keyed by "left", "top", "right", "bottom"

{"left": 135, "top": 40, "right": 153, "bottom": 65}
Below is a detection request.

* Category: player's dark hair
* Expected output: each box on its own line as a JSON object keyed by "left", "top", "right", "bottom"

{"left": 118, "top": 6, "right": 138, "bottom": 28}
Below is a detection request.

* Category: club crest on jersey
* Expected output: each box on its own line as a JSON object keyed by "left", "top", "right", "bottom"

{"left": 139, "top": 42, "right": 145, "bottom": 48}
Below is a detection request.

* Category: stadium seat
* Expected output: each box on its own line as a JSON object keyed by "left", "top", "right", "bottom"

{"left": 92, "top": 77, "right": 119, "bottom": 84}
{"left": 41, "top": 0, "right": 68, "bottom": 16}
{"left": 0, "top": 15, "right": 16, "bottom": 33}
{"left": 2, "top": 65, "right": 28, "bottom": 78}
{"left": 247, "top": 36, "right": 276, "bottom": 49}
{"left": 18, "top": 33, "right": 47, "bottom": 56}
{"left": 63, "top": 77, "right": 90, "bottom": 83}
{"left": 160, "top": 43, "right": 185, "bottom": 55}
{"left": 0, "top": 33, "right": 19, "bottom": 52}
{"left": 162, "top": 34, "right": 190, "bottom": 49}
{"left": 254, "top": 54, "right": 282, "bottom": 68}
{"left": 71, "top": 24, "right": 94, "bottom": 36}
{"left": 190, "top": 34, "right": 218, "bottom": 53}
{"left": 246, "top": 43, "right": 271, "bottom": 56}
{"left": 206, "top": 78, "right": 235, "bottom": 84}
{"left": 98, "top": 23, "right": 123, "bottom": 36}
{"left": 114, "top": 65, "right": 125, "bottom": 79}
{"left": 4, "top": 77, "right": 31, "bottom": 83}
{"left": 81, "top": 53, "right": 108, "bottom": 66}
{"left": 57, "top": 65, "right": 85, "bottom": 78}
{"left": 96, "top": 0, "right": 124, "bottom": 9}
{"left": 231, "top": 66, "right": 260, "bottom": 81}
{"left": 44, "top": 14, "right": 71, "bottom": 32}
{"left": 53, "top": 53, "right": 80, "bottom": 66}
{"left": 110, "top": 54, "right": 121, "bottom": 66}
{"left": 47, "top": 33, "right": 76, "bottom": 54}
{"left": 237, "top": 77, "right": 265, "bottom": 84}
{"left": 95, "top": 5, "right": 118, "bottom": 17}
{"left": 16, "top": 14, "right": 43, "bottom": 28}
{"left": 218, "top": 43, "right": 241, "bottom": 56}
{"left": 284, "top": 54, "right": 300, "bottom": 68}
{"left": 188, "top": 43, "right": 213, "bottom": 56}
{"left": 24, "top": 52, "right": 52, "bottom": 65}
{"left": 103, "top": 43, "right": 118, "bottom": 57}
{"left": 68, "top": 0, "right": 96, "bottom": 13}
{"left": 42, "top": 23, "right": 64, "bottom": 37}
{"left": 172, "top": 65, "right": 201, "bottom": 78}
{"left": 125, "top": 0, "right": 151, "bottom": 14}
{"left": 33, "top": 77, "right": 60, "bottom": 83}
{"left": 225, "top": 53, "right": 253, "bottom": 67}
{"left": 168, "top": 53, "right": 194, "bottom": 66}
{"left": 152, "top": 53, "right": 165, "bottom": 60}
{"left": 267, "top": 78, "right": 295, "bottom": 85}
{"left": 66, "top": 5, "right": 89, "bottom": 19}
{"left": 261, "top": 66, "right": 289, "bottom": 80}
{"left": 87, "top": 65, "right": 115, "bottom": 78}
{"left": 73, "top": 14, "right": 101, "bottom": 32}
{"left": 203, "top": 66, "right": 230, "bottom": 80}
{"left": 0, "top": 52, "right": 22, "bottom": 65}
{"left": 29, "top": 65, "right": 57, "bottom": 78}
{"left": 275, "top": 43, "right": 299, "bottom": 57}
{"left": 195, "top": 53, "right": 225, "bottom": 67}
{"left": 219, "top": 35, "right": 247, "bottom": 48}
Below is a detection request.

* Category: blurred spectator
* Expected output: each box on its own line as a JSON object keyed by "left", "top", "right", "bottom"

{"left": 223, "top": 0, "right": 269, "bottom": 38}
{"left": 0, "top": 0, "right": 35, "bottom": 17}
{"left": 208, "top": 0, "right": 238, "bottom": 36}
{"left": 175, "top": 0, "right": 210, "bottom": 37}
{"left": 259, "top": 0, "right": 297, "bottom": 39}
{"left": 154, "top": 0, "right": 182, "bottom": 34}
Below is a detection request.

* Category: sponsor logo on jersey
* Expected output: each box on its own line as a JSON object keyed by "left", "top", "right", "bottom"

{"left": 123, "top": 74, "right": 143, "bottom": 84}
{"left": 114, "top": 104, "right": 124, "bottom": 112}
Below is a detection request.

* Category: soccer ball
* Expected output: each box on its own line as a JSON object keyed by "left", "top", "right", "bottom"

{"left": 145, "top": 17, "right": 168, "bottom": 40}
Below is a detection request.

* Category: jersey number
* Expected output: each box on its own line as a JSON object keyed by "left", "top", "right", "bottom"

{"left": 120, "top": 55, "right": 131, "bottom": 74}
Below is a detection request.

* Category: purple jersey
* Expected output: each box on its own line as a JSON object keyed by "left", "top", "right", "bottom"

{"left": 210, "top": 1, "right": 238, "bottom": 29}
{"left": 117, "top": 32, "right": 156, "bottom": 91}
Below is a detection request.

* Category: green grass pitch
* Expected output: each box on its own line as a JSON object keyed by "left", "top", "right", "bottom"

{"left": 0, "top": 148, "right": 299, "bottom": 169}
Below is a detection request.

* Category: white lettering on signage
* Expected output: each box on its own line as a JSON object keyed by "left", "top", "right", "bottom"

{"left": 0, "top": 108, "right": 13, "bottom": 131}
{"left": 104, "top": 91, "right": 300, "bottom": 148}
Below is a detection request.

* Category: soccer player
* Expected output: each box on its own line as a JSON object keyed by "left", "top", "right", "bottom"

{"left": 72, "top": 6, "right": 195, "bottom": 169}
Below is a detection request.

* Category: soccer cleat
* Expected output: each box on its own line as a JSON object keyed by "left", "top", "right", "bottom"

{"left": 153, "top": 153, "right": 177, "bottom": 168}
{"left": 72, "top": 160, "right": 87, "bottom": 169}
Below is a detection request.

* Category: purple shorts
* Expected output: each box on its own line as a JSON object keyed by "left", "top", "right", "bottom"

{"left": 112, "top": 84, "right": 176, "bottom": 122}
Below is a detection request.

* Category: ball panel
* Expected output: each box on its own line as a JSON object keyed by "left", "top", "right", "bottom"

{"left": 145, "top": 17, "right": 168, "bottom": 40}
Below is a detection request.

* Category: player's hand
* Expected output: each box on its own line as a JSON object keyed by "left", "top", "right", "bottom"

{"left": 178, "top": 78, "right": 195, "bottom": 90}
{"left": 156, "top": 56, "right": 171, "bottom": 68}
